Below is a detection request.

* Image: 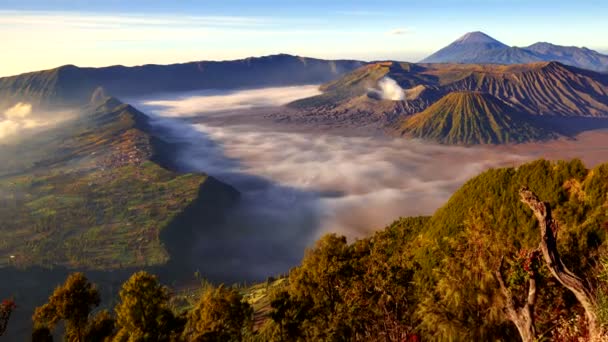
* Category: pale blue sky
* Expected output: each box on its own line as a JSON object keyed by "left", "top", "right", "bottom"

{"left": 0, "top": 0, "right": 607, "bottom": 76}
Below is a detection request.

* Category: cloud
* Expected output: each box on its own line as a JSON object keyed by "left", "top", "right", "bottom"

{"left": 0, "top": 11, "right": 271, "bottom": 29}
{"left": 0, "top": 102, "right": 73, "bottom": 140}
{"left": 139, "top": 85, "right": 321, "bottom": 117}
{"left": 388, "top": 28, "right": 410, "bottom": 35}
{"left": 0, "top": 102, "right": 37, "bottom": 139}
{"left": 336, "top": 10, "right": 392, "bottom": 16}
{"left": 3, "top": 102, "right": 32, "bottom": 119}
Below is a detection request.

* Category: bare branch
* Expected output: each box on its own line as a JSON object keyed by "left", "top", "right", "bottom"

{"left": 519, "top": 186, "right": 599, "bottom": 338}
{"left": 495, "top": 255, "right": 537, "bottom": 342}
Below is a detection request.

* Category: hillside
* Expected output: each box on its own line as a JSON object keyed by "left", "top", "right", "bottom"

{"left": 400, "top": 91, "right": 553, "bottom": 144}
{"left": 0, "top": 97, "right": 238, "bottom": 270}
{"left": 421, "top": 31, "right": 608, "bottom": 72}
{"left": 0, "top": 54, "right": 363, "bottom": 109}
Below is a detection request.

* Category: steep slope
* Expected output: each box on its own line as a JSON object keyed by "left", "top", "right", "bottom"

{"left": 420, "top": 32, "right": 513, "bottom": 63}
{"left": 0, "top": 54, "right": 363, "bottom": 109}
{"left": 400, "top": 92, "right": 553, "bottom": 144}
{"left": 0, "top": 98, "right": 238, "bottom": 270}
{"left": 442, "top": 62, "right": 608, "bottom": 116}
{"left": 421, "top": 32, "right": 608, "bottom": 72}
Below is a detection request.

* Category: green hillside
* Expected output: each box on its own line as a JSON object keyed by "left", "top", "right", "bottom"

{"left": 0, "top": 98, "right": 237, "bottom": 270}
{"left": 400, "top": 91, "right": 554, "bottom": 144}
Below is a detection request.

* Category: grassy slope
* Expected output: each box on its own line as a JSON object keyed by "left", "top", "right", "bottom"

{"left": 0, "top": 99, "right": 220, "bottom": 270}
{"left": 401, "top": 91, "right": 554, "bottom": 144}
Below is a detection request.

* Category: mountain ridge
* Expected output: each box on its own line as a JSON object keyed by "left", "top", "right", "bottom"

{"left": 0, "top": 54, "right": 364, "bottom": 109}
{"left": 285, "top": 60, "right": 608, "bottom": 143}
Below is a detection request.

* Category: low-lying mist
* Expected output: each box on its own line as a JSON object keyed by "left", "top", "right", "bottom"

{"left": 134, "top": 86, "right": 527, "bottom": 281}
{"left": 138, "top": 85, "right": 321, "bottom": 117}
{"left": 0, "top": 102, "right": 74, "bottom": 141}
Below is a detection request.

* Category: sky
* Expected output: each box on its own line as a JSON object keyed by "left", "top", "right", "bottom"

{"left": 0, "top": 0, "right": 607, "bottom": 77}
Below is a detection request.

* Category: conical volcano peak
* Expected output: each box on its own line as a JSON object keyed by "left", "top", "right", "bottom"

{"left": 454, "top": 31, "right": 506, "bottom": 46}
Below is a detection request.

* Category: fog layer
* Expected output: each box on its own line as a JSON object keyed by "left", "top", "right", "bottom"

{"left": 139, "top": 85, "right": 321, "bottom": 117}
{"left": 0, "top": 102, "right": 73, "bottom": 140}
{"left": 135, "top": 86, "right": 526, "bottom": 280}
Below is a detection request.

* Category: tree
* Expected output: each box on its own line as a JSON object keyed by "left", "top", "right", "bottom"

{"left": 33, "top": 273, "right": 101, "bottom": 342}
{"left": 114, "top": 271, "right": 181, "bottom": 341}
{"left": 520, "top": 187, "right": 601, "bottom": 339}
{"left": 84, "top": 310, "right": 115, "bottom": 342}
{"left": 0, "top": 298, "right": 16, "bottom": 337}
{"left": 182, "top": 284, "right": 253, "bottom": 341}
{"left": 265, "top": 289, "right": 312, "bottom": 342}
{"left": 32, "top": 326, "right": 54, "bottom": 342}
{"left": 287, "top": 234, "right": 358, "bottom": 340}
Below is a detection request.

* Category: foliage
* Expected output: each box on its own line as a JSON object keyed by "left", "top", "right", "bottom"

{"left": 258, "top": 159, "right": 608, "bottom": 341}
{"left": 113, "top": 271, "right": 182, "bottom": 341}
{"left": 263, "top": 218, "right": 428, "bottom": 341}
{"left": 0, "top": 298, "right": 16, "bottom": 337}
{"left": 182, "top": 284, "right": 253, "bottom": 341}
{"left": 32, "top": 273, "right": 101, "bottom": 341}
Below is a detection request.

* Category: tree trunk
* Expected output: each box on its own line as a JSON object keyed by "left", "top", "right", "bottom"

{"left": 496, "top": 256, "right": 537, "bottom": 342}
{"left": 519, "top": 187, "right": 599, "bottom": 338}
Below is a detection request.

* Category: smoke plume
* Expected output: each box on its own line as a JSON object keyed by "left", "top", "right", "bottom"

{"left": 371, "top": 77, "right": 405, "bottom": 101}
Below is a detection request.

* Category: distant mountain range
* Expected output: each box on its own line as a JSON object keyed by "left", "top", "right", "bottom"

{"left": 0, "top": 54, "right": 363, "bottom": 109}
{"left": 420, "top": 31, "right": 608, "bottom": 72}
{"left": 288, "top": 60, "right": 608, "bottom": 144}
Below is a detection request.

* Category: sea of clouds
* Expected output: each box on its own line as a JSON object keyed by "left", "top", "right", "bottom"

{"left": 134, "top": 85, "right": 527, "bottom": 281}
